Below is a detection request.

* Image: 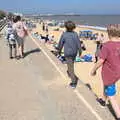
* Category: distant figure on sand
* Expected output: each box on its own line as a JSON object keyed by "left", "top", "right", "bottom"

{"left": 99, "top": 33, "right": 105, "bottom": 42}
{"left": 13, "top": 15, "right": 28, "bottom": 59}
{"left": 81, "top": 41, "right": 86, "bottom": 51}
{"left": 94, "top": 33, "right": 99, "bottom": 40}
{"left": 94, "top": 33, "right": 105, "bottom": 63}
{"left": 42, "top": 22, "right": 45, "bottom": 31}
{"left": 45, "top": 24, "right": 48, "bottom": 32}
{"left": 95, "top": 40, "right": 102, "bottom": 63}
{"left": 91, "top": 24, "right": 120, "bottom": 120}
{"left": 57, "top": 21, "right": 82, "bottom": 89}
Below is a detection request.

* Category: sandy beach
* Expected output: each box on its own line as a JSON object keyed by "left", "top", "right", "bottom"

{"left": 31, "top": 21, "right": 120, "bottom": 103}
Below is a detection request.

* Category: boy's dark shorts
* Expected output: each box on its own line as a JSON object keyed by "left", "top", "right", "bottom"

{"left": 9, "top": 44, "right": 16, "bottom": 48}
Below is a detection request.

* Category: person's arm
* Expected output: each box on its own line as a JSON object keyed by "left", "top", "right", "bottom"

{"left": 24, "top": 24, "right": 27, "bottom": 31}
{"left": 91, "top": 59, "right": 104, "bottom": 76}
{"left": 56, "top": 33, "right": 65, "bottom": 55}
{"left": 23, "top": 22, "right": 29, "bottom": 36}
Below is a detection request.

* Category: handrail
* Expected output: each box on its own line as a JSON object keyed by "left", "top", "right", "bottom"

{"left": 0, "top": 19, "right": 6, "bottom": 31}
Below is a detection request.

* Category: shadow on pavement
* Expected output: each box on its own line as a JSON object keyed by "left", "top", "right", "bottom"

{"left": 85, "top": 83, "right": 117, "bottom": 120}
{"left": 107, "top": 103, "right": 117, "bottom": 120}
{"left": 24, "top": 48, "right": 41, "bottom": 58}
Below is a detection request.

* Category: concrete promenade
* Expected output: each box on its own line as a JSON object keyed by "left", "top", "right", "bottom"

{"left": 0, "top": 28, "right": 115, "bottom": 120}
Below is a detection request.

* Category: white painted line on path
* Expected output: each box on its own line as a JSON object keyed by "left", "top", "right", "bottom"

{"left": 30, "top": 35, "right": 103, "bottom": 120}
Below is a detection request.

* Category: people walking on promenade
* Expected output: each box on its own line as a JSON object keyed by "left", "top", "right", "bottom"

{"left": 13, "top": 15, "right": 28, "bottom": 59}
{"left": 91, "top": 24, "right": 120, "bottom": 120}
{"left": 57, "top": 21, "right": 82, "bottom": 89}
{"left": 6, "top": 22, "right": 17, "bottom": 59}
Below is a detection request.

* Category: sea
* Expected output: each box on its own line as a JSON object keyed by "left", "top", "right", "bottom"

{"left": 34, "top": 15, "right": 120, "bottom": 27}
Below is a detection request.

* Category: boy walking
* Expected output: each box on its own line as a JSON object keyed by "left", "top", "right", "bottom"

{"left": 6, "top": 24, "right": 17, "bottom": 59}
{"left": 91, "top": 24, "right": 120, "bottom": 120}
{"left": 57, "top": 21, "right": 81, "bottom": 88}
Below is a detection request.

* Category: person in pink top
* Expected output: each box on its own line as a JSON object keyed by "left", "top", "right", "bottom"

{"left": 91, "top": 24, "right": 120, "bottom": 120}
{"left": 13, "top": 16, "right": 28, "bottom": 59}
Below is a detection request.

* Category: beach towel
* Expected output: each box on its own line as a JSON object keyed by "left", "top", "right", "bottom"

{"left": 75, "top": 56, "right": 84, "bottom": 62}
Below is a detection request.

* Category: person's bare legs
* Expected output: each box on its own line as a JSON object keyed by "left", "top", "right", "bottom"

{"left": 108, "top": 96, "right": 120, "bottom": 119}
{"left": 18, "top": 45, "right": 23, "bottom": 57}
{"left": 100, "top": 81, "right": 108, "bottom": 103}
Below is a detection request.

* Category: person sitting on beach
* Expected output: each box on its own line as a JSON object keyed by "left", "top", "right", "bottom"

{"left": 39, "top": 34, "right": 49, "bottom": 43}
{"left": 56, "top": 21, "right": 82, "bottom": 89}
{"left": 40, "top": 34, "right": 45, "bottom": 39}
{"left": 91, "top": 24, "right": 120, "bottom": 120}
{"left": 45, "top": 34, "right": 49, "bottom": 43}
{"left": 81, "top": 41, "right": 86, "bottom": 51}
{"left": 47, "top": 35, "right": 55, "bottom": 44}
{"left": 93, "top": 33, "right": 99, "bottom": 40}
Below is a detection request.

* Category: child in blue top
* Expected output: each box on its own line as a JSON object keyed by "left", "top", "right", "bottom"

{"left": 57, "top": 21, "right": 81, "bottom": 88}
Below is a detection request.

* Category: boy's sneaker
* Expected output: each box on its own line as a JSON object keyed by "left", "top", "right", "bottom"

{"left": 69, "top": 82, "right": 77, "bottom": 89}
{"left": 96, "top": 98, "right": 106, "bottom": 107}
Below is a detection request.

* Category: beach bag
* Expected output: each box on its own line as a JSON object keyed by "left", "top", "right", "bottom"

{"left": 82, "top": 54, "right": 92, "bottom": 62}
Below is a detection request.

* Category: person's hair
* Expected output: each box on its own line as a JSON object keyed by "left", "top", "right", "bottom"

{"left": 80, "top": 41, "right": 83, "bottom": 44}
{"left": 101, "top": 33, "right": 104, "bottom": 37}
{"left": 95, "top": 33, "right": 98, "bottom": 36}
{"left": 64, "top": 21, "right": 76, "bottom": 32}
{"left": 107, "top": 24, "right": 120, "bottom": 37}
{"left": 96, "top": 41, "right": 101, "bottom": 44}
{"left": 13, "top": 15, "right": 21, "bottom": 23}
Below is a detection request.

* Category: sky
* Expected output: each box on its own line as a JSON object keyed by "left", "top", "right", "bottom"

{"left": 0, "top": 0, "right": 120, "bottom": 14}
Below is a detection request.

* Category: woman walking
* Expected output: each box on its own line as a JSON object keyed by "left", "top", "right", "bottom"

{"left": 13, "top": 15, "right": 28, "bottom": 59}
